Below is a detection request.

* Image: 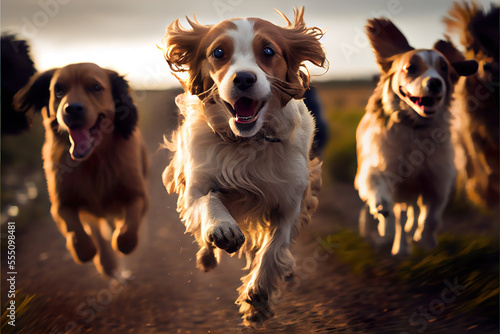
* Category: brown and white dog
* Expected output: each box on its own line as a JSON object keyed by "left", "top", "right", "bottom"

{"left": 162, "top": 7, "right": 325, "bottom": 325}
{"left": 444, "top": 1, "right": 499, "bottom": 207}
{"left": 354, "top": 19, "right": 477, "bottom": 255}
{"left": 14, "top": 63, "right": 149, "bottom": 276}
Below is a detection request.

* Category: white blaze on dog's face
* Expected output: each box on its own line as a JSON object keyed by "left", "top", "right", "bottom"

{"left": 391, "top": 50, "right": 450, "bottom": 118}
{"left": 51, "top": 63, "right": 115, "bottom": 160}
{"left": 205, "top": 19, "right": 290, "bottom": 137}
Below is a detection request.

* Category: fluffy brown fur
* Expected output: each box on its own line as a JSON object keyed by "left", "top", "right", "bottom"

{"left": 1, "top": 34, "right": 36, "bottom": 135}
{"left": 355, "top": 19, "right": 477, "bottom": 255}
{"left": 14, "top": 63, "right": 148, "bottom": 276}
{"left": 162, "top": 7, "right": 325, "bottom": 325}
{"left": 444, "top": 1, "right": 499, "bottom": 207}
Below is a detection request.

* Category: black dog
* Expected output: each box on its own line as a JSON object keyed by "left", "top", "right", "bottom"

{"left": 1, "top": 34, "right": 37, "bottom": 135}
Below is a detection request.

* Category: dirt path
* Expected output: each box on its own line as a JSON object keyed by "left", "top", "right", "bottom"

{"left": 1, "top": 90, "right": 498, "bottom": 334}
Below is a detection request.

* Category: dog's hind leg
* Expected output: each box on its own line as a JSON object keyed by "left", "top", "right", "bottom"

{"left": 83, "top": 214, "right": 117, "bottom": 277}
{"left": 359, "top": 204, "right": 379, "bottom": 240}
{"left": 196, "top": 243, "right": 219, "bottom": 272}
{"left": 52, "top": 206, "right": 97, "bottom": 263}
{"left": 236, "top": 206, "right": 299, "bottom": 326}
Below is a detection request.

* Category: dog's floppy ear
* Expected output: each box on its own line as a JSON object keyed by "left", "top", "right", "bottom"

{"left": 108, "top": 71, "right": 138, "bottom": 139}
{"left": 366, "top": 18, "right": 414, "bottom": 73}
{"left": 434, "top": 40, "right": 478, "bottom": 83}
{"left": 163, "top": 17, "right": 213, "bottom": 96}
{"left": 13, "top": 68, "right": 56, "bottom": 117}
{"left": 277, "top": 7, "right": 327, "bottom": 99}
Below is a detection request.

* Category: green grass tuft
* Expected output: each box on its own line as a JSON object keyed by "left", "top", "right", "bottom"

{"left": 323, "top": 228, "right": 378, "bottom": 275}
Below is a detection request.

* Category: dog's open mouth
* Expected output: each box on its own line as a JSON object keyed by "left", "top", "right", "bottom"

{"left": 224, "top": 97, "right": 265, "bottom": 125}
{"left": 399, "top": 87, "right": 441, "bottom": 116}
{"left": 68, "top": 114, "right": 105, "bottom": 161}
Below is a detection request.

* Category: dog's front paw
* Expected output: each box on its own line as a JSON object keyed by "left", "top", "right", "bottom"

{"left": 112, "top": 227, "right": 138, "bottom": 255}
{"left": 66, "top": 232, "right": 97, "bottom": 263}
{"left": 375, "top": 199, "right": 390, "bottom": 218}
{"left": 206, "top": 222, "right": 245, "bottom": 254}
{"left": 239, "top": 288, "right": 274, "bottom": 327}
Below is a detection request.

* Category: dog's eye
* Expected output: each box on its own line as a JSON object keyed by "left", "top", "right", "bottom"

{"left": 403, "top": 64, "right": 417, "bottom": 74}
{"left": 54, "top": 84, "right": 64, "bottom": 99}
{"left": 263, "top": 47, "right": 275, "bottom": 56}
{"left": 92, "top": 84, "right": 102, "bottom": 92}
{"left": 212, "top": 47, "right": 225, "bottom": 59}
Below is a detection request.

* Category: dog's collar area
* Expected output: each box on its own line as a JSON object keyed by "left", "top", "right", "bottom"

{"left": 384, "top": 109, "right": 434, "bottom": 129}
{"left": 213, "top": 128, "right": 281, "bottom": 144}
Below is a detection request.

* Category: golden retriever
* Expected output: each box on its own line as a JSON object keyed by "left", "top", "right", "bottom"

{"left": 14, "top": 63, "right": 148, "bottom": 276}
{"left": 162, "top": 7, "right": 325, "bottom": 325}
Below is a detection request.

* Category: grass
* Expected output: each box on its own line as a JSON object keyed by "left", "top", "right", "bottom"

{"left": 1, "top": 291, "right": 37, "bottom": 333}
{"left": 324, "top": 229, "right": 499, "bottom": 323}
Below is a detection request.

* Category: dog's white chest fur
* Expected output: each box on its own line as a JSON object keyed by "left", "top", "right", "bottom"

{"left": 167, "top": 94, "right": 313, "bottom": 221}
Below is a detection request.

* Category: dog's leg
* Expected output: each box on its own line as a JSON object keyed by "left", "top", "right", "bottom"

{"left": 357, "top": 166, "right": 393, "bottom": 219}
{"left": 413, "top": 194, "right": 446, "bottom": 250}
{"left": 404, "top": 204, "right": 417, "bottom": 236}
{"left": 237, "top": 206, "right": 299, "bottom": 326}
{"left": 51, "top": 206, "right": 97, "bottom": 263}
{"left": 182, "top": 190, "right": 245, "bottom": 272}
{"left": 359, "top": 204, "right": 378, "bottom": 240}
{"left": 196, "top": 243, "right": 219, "bottom": 272}
{"left": 200, "top": 191, "right": 246, "bottom": 255}
{"left": 112, "top": 196, "right": 146, "bottom": 255}
{"left": 391, "top": 203, "right": 409, "bottom": 256}
{"left": 85, "top": 215, "right": 117, "bottom": 277}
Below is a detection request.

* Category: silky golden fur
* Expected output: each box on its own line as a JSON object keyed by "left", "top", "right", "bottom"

{"left": 14, "top": 63, "right": 148, "bottom": 276}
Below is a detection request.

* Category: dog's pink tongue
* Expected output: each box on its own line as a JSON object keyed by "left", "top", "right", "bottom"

{"left": 234, "top": 98, "right": 257, "bottom": 117}
{"left": 68, "top": 128, "right": 92, "bottom": 159}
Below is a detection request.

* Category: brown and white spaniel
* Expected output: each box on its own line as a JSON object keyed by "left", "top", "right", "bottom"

{"left": 162, "top": 7, "right": 326, "bottom": 325}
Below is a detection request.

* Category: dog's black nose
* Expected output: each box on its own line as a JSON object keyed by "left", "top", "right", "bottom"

{"left": 233, "top": 72, "right": 256, "bottom": 91}
{"left": 426, "top": 78, "right": 443, "bottom": 94}
{"left": 65, "top": 103, "right": 84, "bottom": 115}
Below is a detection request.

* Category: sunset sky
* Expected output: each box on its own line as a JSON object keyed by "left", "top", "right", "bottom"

{"left": 2, "top": 0, "right": 498, "bottom": 89}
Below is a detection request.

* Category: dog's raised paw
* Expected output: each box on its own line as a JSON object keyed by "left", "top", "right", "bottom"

{"left": 207, "top": 223, "right": 245, "bottom": 254}
{"left": 112, "top": 228, "right": 138, "bottom": 255}
{"left": 66, "top": 232, "right": 97, "bottom": 263}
